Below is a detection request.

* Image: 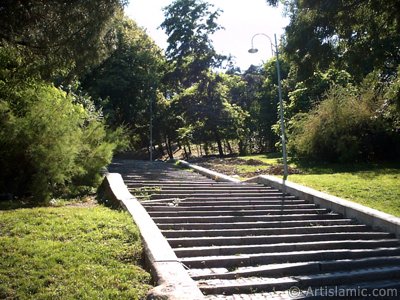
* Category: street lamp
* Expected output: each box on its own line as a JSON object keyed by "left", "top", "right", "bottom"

{"left": 149, "top": 83, "right": 156, "bottom": 162}
{"left": 248, "top": 33, "right": 288, "bottom": 180}
{"left": 149, "top": 90, "right": 153, "bottom": 162}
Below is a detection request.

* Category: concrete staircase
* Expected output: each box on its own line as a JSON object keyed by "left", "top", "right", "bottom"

{"left": 109, "top": 160, "right": 400, "bottom": 299}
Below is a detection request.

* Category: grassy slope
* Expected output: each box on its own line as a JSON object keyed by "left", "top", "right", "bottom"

{"left": 239, "top": 154, "right": 400, "bottom": 217}
{"left": 0, "top": 204, "right": 152, "bottom": 300}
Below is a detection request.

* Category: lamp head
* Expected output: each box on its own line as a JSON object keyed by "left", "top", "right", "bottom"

{"left": 248, "top": 48, "right": 258, "bottom": 54}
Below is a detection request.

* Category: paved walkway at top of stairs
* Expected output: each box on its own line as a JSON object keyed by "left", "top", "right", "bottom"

{"left": 109, "top": 159, "right": 400, "bottom": 299}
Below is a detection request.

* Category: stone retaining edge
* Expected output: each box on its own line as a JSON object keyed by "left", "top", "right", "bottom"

{"left": 173, "top": 159, "right": 241, "bottom": 183}
{"left": 173, "top": 160, "right": 400, "bottom": 238}
{"left": 245, "top": 175, "right": 400, "bottom": 239}
{"left": 98, "top": 173, "right": 204, "bottom": 300}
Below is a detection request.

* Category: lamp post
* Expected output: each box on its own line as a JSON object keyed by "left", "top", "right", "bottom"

{"left": 249, "top": 33, "right": 288, "bottom": 180}
{"left": 149, "top": 91, "right": 153, "bottom": 162}
{"left": 149, "top": 83, "right": 156, "bottom": 162}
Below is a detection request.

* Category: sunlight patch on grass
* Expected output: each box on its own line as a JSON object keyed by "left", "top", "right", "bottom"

{"left": 238, "top": 153, "right": 282, "bottom": 166}
{"left": 288, "top": 169, "right": 400, "bottom": 217}
{"left": 222, "top": 154, "right": 400, "bottom": 217}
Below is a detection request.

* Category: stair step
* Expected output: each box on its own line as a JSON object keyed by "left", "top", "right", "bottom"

{"left": 156, "top": 219, "right": 356, "bottom": 230}
{"left": 111, "top": 159, "right": 400, "bottom": 299}
{"left": 138, "top": 187, "right": 278, "bottom": 192}
{"left": 174, "top": 239, "right": 400, "bottom": 257}
{"left": 296, "top": 265, "right": 400, "bottom": 287}
{"left": 144, "top": 203, "right": 317, "bottom": 211}
{"left": 126, "top": 181, "right": 261, "bottom": 185}
{"left": 154, "top": 213, "right": 342, "bottom": 224}
{"left": 162, "top": 225, "right": 368, "bottom": 238}
{"left": 190, "top": 256, "right": 400, "bottom": 280}
{"left": 124, "top": 180, "right": 216, "bottom": 185}
{"left": 143, "top": 197, "right": 300, "bottom": 207}
{"left": 148, "top": 192, "right": 288, "bottom": 199}
{"left": 198, "top": 266, "right": 400, "bottom": 295}
{"left": 149, "top": 208, "right": 329, "bottom": 217}
{"left": 199, "top": 276, "right": 296, "bottom": 295}
{"left": 180, "top": 247, "right": 400, "bottom": 268}
{"left": 169, "top": 232, "right": 392, "bottom": 248}
{"left": 205, "top": 279, "right": 400, "bottom": 299}
{"left": 142, "top": 189, "right": 280, "bottom": 194}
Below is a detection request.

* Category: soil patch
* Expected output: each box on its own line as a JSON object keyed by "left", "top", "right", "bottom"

{"left": 187, "top": 156, "right": 301, "bottom": 178}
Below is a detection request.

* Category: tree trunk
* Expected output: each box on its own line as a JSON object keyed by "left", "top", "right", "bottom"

{"left": 204, "top": 143, "right": 209, "bottom": 156}
{"left": 215, "top": 131, "right": 224, "bottom": 157}
{"left": 226, "top": 140, "right": 233, "bottom": 155}
{"left": 166, "top": 136, "right": 173, "bottom": 159}
{"left": 239, "top": 140, "right": 247, "bottom": 156}
{"left": 158, "top": 143, "right": 165, "bottom": 156}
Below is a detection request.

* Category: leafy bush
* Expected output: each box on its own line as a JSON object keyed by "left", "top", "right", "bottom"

{"left": 288, "top": 75, "right": 400, "bottom": 162}
{"left": 0, "top": 81, "right": 124, "bottom": 202}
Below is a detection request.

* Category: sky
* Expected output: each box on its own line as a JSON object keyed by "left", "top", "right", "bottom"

{"left": 125, "top": 0, "right": 289, "bottom": 71}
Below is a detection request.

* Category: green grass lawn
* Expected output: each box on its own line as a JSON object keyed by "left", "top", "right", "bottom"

{"left": 238, "top": 154, "right": 400, "bottom": 217}
{"left": 0, "top": 203, "right": 152, "bottom": 300}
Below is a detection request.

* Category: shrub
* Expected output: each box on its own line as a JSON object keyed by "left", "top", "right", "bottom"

{"left": 288, "top": 78, "right": 400, "bottom": 162}
{"left": 0, "top": 81, "right": 122, "bottom": 202}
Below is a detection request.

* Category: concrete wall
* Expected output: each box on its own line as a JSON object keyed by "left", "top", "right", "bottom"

{"left": 98, "top": 173, "right": 204, "bottom": 300}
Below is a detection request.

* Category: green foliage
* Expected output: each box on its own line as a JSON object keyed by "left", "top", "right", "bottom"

{"left": 283, "top": 0, "right": 400, "bottom": 82}
{"left": 161, "top": 0, "right": 225, "bottom": 88}
{"left": 82, "top": 16, "right": 164, "bottom": 150}
{"left": 0, "top": 80, "right": 120, "bottom": 201}
{"left": 383, "top": 66, "right": 400, "bottom": 132}
{"left": 171, "top": 72, "right": 248, "bottom": 156}
{"left": 0, "top": 205, "right": 151, "bottom": 299}
{"left": 287, "top": 68, "right": 353, "bottom": 116}
{"left": 0, "top": 0, "right": 127, "bottom": 80}
{"left": 288, "top": 78, "right": 400, "bottom": 162}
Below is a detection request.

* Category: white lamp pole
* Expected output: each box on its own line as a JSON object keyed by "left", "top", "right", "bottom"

{"left": 249, "top": 33, "right": 288, "bottom": 180}
{"left": 149, "top": 92, "right": 153, "bottom": 162}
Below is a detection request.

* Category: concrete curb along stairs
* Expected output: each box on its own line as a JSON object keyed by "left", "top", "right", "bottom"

{"left": 101, "top": 159, "right": 400, "bottom": 299}
{"left": 176, "top": 159, "right": 400, "bottom": 239}
{"left": 244, "top": 175, "right": 400, "bottom": 239}
{"left": 98, "top": 173, "right": 205, "bottom": 300}
{"left": 171, "top": 159, "right": 400, "bottom": 298}
{"left": 173, "top": 159, "right": 241, "bottom": 183}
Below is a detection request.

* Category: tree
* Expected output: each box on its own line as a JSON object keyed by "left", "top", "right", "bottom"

{"left": 288, "top": 79, "right": 400, "bottom": 162}
{"left": 282, "top": 0, "right": 400, "bottom": 82}
{"left": 262, "top": 1, "right": 400, "bottom": 162}
{"left": 0, "top": 0, "right": 127, "bottom": 80}
{"left": 0, "top": 79, "right": 123, "bottom": 201}
{"left": 81, "top": 17, "right": 165, "bottom": 150}
{"left": 0, "top": 1, "right": 128, "bottom": 201}
{"left": 172, "top": 72, "right": 247, "bottom": 157}
{"left": 286, "top": 68, "right": 353, "bottom": 117}
{"left": 161, "top": 0, "right": 225, "bottom": 89}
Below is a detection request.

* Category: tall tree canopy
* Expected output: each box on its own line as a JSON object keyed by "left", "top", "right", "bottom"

{"left": 0, "top": 1, "right": 128, "bottom": 201}
{"left": 0, "top": 0, "right": 127, "bottom": 80}
{"left": 266, "top": 0, "right": 400, "bottom": 162}
{"left": 283, "top": 0, "right": 400, "bottom": 82}
{"left": 82, "top": 16, "right": 165, "bottom": 138}
{"left": 161, "top": 0, "right": 225, "bottom": 89}
{"left": 171, "top": 72, "right": 248, "bottom": 157}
